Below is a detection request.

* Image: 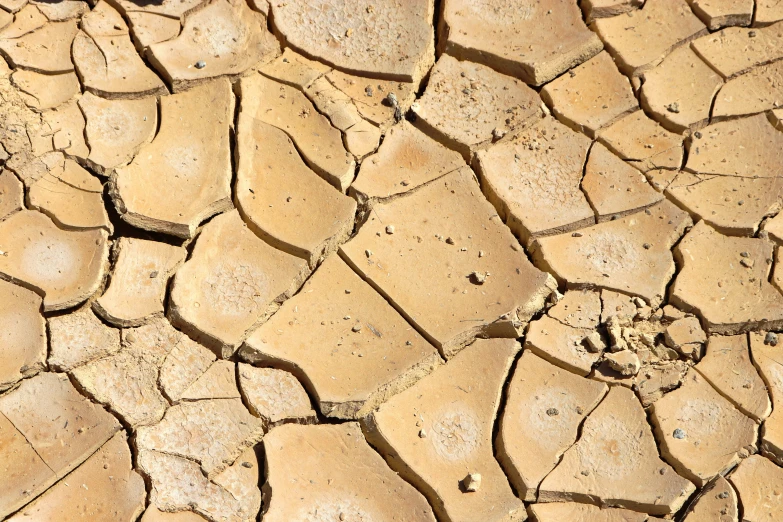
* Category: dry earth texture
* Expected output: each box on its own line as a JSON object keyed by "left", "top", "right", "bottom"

{"left": 2, "top": 0, "right": 783, "bottom": 521}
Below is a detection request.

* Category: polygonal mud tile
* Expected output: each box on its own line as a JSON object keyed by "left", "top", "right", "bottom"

{"left": 109, "top": 0, "right": 203, "bottom": 18}
{"left": 40, "top": 100, "right": 88, "bottom": 158}
{"left": 0, "top": 4, "right": 46, "bottom": 38}
{"left": 259, "top": 47, "right": 332, "bottom": 90}
{"left": 147, "top": 0, "right": 279, "bottom": 91}
{"left": 139, "top": 446, "right": 261, "bottom": 522}
{"left": 749, "top": 332, "right": 783, "bottom": 466}
{"left": 179, "top": 360, "right": 241, "bottom": 401}
{"left": 0, "top": 412, "right": 56, "bottom": 519}
{"left": 350, "top": 120, "right": 465, "bottom": 207}
{"left": 670, "top": 221, "right": 783, "bottom": 333}
{"left": 48, "top": 306, "right": 121, "bottom": 371}
{"left": 240, "top": 255, "right": 440, "bottom": 419}
{"left": 0, "top": 210, "right": 108, "bottom": 311}
{"left": 169, "top": 210, "right": 310, "bottom": 358}
{"left": 549, "top": 289, "right": 602, "bottom": 329}
{"left": 157, "top": 330, "right": 217, "bottom": 403}
{"left": 729, "top": 455, "right": 783, "bottom": 522}
{"left": 597, "top": 110, "right": 684, "bottom": 172}
{"left": 688, "top": 0, "right": 753, "bottom": 29}
{"left": 0, "top": 19, "right": 77, "bottom": 72}
{"left": 0, "top": 372, "right": 121, "bottom": 518}
{"left": 691, "top": 21, "right": 783, "bottom": 78}
{"left": 304, "top": 76, "right": 364, "bottom": 132}
{"left": 681, "top": 476, "right": 738, "bottom": 522}
{"left": 593, "top": 0, "right": 707, "bottom": 76}
{"left": 271, "top": 0, "right": 434, "bottom": 83}
{"left": 136, "top": 398, "right": 264, "bottom": 478}
{"left": 582, "top": 143, "right": 664, "bottom": 222}
{"left": 532, "top": 199, "right": 692, "bottom": 306}
{"left": 339, "top": 167, "right": 554, "bottom": 357}
{"left": 94, "top": 238, "right": 186, "bottom": 328}
{"left": 581, "top": 0, "right": 643, "bottom": 21}
{"left": 263, "top": 423, "right": 436, "bottom": 522}
{"left": 538, "top": 386, "right": 696, "bottom": 516}
{"left": 664, "top": 172, "right": 783, "bottom": 236}
{"left": 10, "top": 69, "right": 80, "bottom": 110}
{"left": 650, "top": 370, "right": 757, "bottom": 486}
{"left": 30, "top": 0, "right": 86, "bottom": 21}
{"left": 5, "top": 432, "right": 145, "bottom": 522}
{"left": 326, "top": 69, "right": 416, "bottom": 131}
{"left": 541, "top": 51, "right": 637, "bottom": 138}
{"left": 695, "top": 335, "right": 771, "bottom": 421}
{"left": 71, "top": 348, "right": 169, "bottom": 428}
{"left": 497, "top": 350, "right": 607, "bottom": 501}
{"left": 72, "top": 1, "right": 167, "bottom": 98}
{"left": 78, "top": 92, "right": 158, "bottom": 174}
{"left": 0, "top": 279, "right": 44, "bottom": 391}
{"left": 125, "top": 11, "right": 181, "bottom": 49}
{"left": 411, "top": 54, "right": 541, "bottom": 159}
{"left": 640, "top": 45, "right": 724, "bottom": 133}
{"left": 237, "top": 364, "right": 316, "bottom": 426}
{"left": 600, "top": 289, "right": 637, "bottom": 323}
{"left": 525, "top": 316, "right": 601, "bottom": 376}
{"left": 112, "top": 79, "right": 233, "bottom": 238}
{"left": 765, "top": 212, "right": 783, "bottom": 245}
{"left": 0, "top": 169, "right": 22, "bottom": 221}
{"left": 343, "top": 118, "right": 381, "bottom": 158}
{"left": 475, "top": 117, "right": 594, "bottom": 245}
{"left": 438, "top": 0, "right": 602, "bottom": 85}
{"left": 238, "top": 74, "right": 355, "bottom": 191}
{"left": 235, "top": 117, "right": 356, "bottom": 268}
{"left": 529, "top": 503, "right": 649, "bottom": 522}
{"left": 686, "top": 114, "right": 783, "bottom": 178}
{"left": 363, "top": 338, "right": 525, "bottom": 522}
{"left": 0, "top": 0, "right": 27, "bottom": 13}
{"left": 27, "top": 156, "right": 111, "bottom": 232}
{"left": 756, "top": 0, "right": 783, "bottom": 25}
{"left": 140, "top": 506, "right": 209, "bottom": 522}
{"left": 713, "top": 61, "right": 783, "bottom": 120}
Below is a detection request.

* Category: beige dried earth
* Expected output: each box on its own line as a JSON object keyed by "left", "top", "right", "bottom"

{"left": 3, "top": 1, "right": 783, "bottom": 522}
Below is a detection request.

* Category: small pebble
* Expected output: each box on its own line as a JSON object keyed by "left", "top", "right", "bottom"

{"left": 765, "top": 332, "right": 779, "bottom": 347}
{"left": 385, "top": 225, "right": 395, "bottom": 234}
{"left": 195, "top": 60, "right": 206, "bottom": 69}
{"left": 546, "top": 408, "right": 559, "bottom": 416}
{"left": 352, "top": 324, "right": 362, "bottom": 333}
{"left": 462, "top": 473, "right": 482, "bottom": 493}
{"left": 673, "top": 428, "right": 686, "bottom": 440}
{"left": 470, "top": 271, "right": 487, "bottom": 285}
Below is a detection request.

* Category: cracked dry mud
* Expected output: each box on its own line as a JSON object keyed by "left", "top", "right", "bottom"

{"left": 3, "top": 2, "right": 783, "bottom": 522}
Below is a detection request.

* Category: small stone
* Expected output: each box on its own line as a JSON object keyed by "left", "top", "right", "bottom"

{"left": 418, "top": 428, "right": 427, "bottom": 438}
{"left": 352, "top": 324, "right": 363, "bottom": 333}
{"left": 584, "top": 331, "right": 606, "bottom": 353}
{"left": 673, "top": 428, "right": 686, "bottom": 439}
{"left": 365, "top": 249, "right": 373, "bottom": 257}
{"left": 462, "top": 473, "right": 481, "bottom": 493}
{"left": 385, "top": 225, "right": 395, "bottom": 234}
{"left": 546, "top": 408, "right": 559, "bottom": 416}
{"left": 643, "top": 243, "right": 651, "bottom": 249}
{"left": 470, "top": 271, "right": 487, "bottom": 285}
{"left": 766, "top": 332, "right": 779, "bottom": 346}
{"left": 740, "top": 258, "right": 754, "bottom": 268}
{"left": 605, "top": 350, "right": 641, "bottom": 376}
{"left": 365, "top": 85, "right": 373, "bottom": 97}
{"left": 195, "top": 60, "right": 206, "bottom": 69}
{"left": 666, "top": 102, "right": 680, "bottom": 113}
{"left": 446, "top": 237, "right": 455, "bottom": 245}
